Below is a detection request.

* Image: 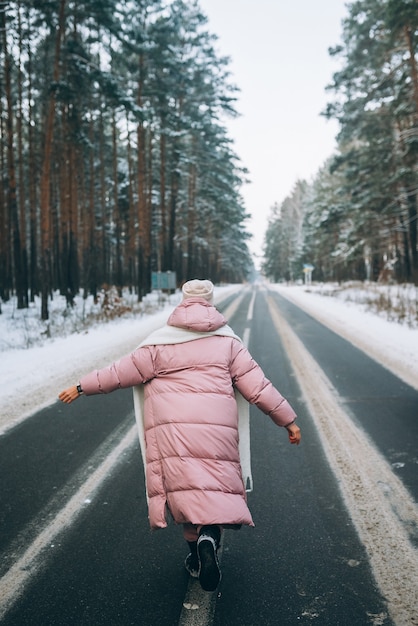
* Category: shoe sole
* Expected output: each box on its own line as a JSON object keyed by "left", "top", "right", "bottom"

{"left": 197, "top": 538, "right": 221, "bottom": 592}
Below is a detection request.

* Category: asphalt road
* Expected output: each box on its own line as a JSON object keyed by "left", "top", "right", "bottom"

{"left": 2, "top": 286, "right": 415, "bottom": 625}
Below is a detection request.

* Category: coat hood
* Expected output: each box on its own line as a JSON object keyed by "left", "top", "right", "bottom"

{"left": 167, "top": 298, "right": 228, "bottom": 333}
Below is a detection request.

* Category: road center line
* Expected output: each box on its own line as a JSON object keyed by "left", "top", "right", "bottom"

{"left": 267, "top": 293, "right": 418, "bottom": 626}
{"left": 247, "top": 290, "right": 256, "bottom": 321}
{"left": 178, "top": 290, "right": 252, "bottom": 626}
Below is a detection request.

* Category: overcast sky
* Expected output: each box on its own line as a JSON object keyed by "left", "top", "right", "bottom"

{"left": 197, "top": 0, "right": 349, "bottom": 260}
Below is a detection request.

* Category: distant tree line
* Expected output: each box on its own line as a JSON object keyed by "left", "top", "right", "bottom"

{"left": 0, "top": 0, "right": 252, "bottom": 319}
{"left": 263, "top": 0, "right": 418, "bottom": 285}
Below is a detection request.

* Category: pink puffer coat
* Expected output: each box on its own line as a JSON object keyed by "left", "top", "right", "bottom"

{"left": 80, "top": 298, "right": 297, "bottom": 529}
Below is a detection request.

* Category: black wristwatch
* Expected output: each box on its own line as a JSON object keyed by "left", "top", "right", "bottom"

{"left": 76, "top": 384, "right": 83, "bottom": 395}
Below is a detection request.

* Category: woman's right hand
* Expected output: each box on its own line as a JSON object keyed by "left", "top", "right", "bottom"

{"left": 59, "top": 385, "right": 80, "bottom": 404}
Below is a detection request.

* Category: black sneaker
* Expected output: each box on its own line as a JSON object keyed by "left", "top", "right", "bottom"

{"left": 197, "top": 531, "right": 221, "bottom": 592}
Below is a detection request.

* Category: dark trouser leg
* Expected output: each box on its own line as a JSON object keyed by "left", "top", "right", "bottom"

{"left": 183, "top": 525, "right": 199, "bottom": 578}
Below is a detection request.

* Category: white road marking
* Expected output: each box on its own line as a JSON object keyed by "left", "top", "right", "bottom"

{"left": 219, "top": 288, "right": 248, "bottom": 322}
{"left": 178, "top": 546, "right": 225, "bottom": 626}
{"left": 0, "top": 424, "right": 138, "bottom": 620}
{"left": 247, "top": 290, "right": 256, "bottom": 321}
{"left": 242, "top": 327, "right": 250, "bottom": 347}
{"left": 267, "top": 294, "right": 418, "bottom": 626}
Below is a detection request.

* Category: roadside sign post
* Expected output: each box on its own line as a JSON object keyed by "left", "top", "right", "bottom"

{"left": 303, "top": 264, "right": 314, "bottom": 286}
{"left": 151, "top": 271, "right": 177, "bottom": 293}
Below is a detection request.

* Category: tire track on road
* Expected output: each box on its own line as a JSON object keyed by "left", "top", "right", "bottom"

{"left": 267, "top": 293, "right": 418, "bottom": 626}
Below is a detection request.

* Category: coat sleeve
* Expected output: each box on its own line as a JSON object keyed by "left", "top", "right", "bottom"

{"left": 79, "top": 346, "right": 156, "bottom": 395}
{"left": 229, "top": 340, "right": 297, "bottom": 427}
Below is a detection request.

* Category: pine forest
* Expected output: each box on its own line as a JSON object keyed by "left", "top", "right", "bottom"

{"left": 263, "top": 0, "right": 418, "bottom": 286}
{"left": 1, "top": 0, "right": 417, "bottom": 324}
{"left": 0, "top": 0, "right": 252, "bottom": 320}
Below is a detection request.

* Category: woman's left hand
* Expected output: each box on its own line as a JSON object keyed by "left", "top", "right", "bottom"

{"left": 286, "top": 423, "right": 301, "bottom": 445}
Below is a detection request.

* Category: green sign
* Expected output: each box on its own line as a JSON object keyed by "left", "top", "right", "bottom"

{"left": 151, "top": 271, "right": 176, "bottom": 290}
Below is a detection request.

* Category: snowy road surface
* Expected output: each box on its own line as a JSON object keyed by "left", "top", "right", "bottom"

{"left": 1, "top": 283, "right": 417, "bottom": 625}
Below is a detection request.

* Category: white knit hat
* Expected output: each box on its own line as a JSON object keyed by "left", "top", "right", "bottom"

{"left": 182, "top": 279, "right": 214, "bottom": 302}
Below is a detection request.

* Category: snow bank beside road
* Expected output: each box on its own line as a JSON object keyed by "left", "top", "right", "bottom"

{"left": 0, "top": 286, "right": 241, "bottom": 434}
{"left": 272, "top": 284, "right": 418, "bottom": 392}
{"left": 0, "top": 307, "right": 172, "bottom": 434}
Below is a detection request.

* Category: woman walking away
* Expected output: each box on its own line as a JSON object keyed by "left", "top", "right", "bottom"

{"left": 59, "top": 279, "right": 301, "bottom": 592}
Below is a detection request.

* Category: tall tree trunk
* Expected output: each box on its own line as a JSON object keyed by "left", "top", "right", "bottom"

{"left": 185, "top": 156, "right": 197, "bottom": 280}
{"left": 137, "top": 118, "right": 149, "bottom": 292}
{"left": 99, "top": 104, "right": 108, "bottom": 286}
{"left": 86, "top": 106, "right": 97, "bottom": 298}
{"left": 39, "top": 0, "right": 66, "bottom": 320}
{"left": 64, "top": 124, "right": 80, "bottom": 305}
{"left": 168, "top": 145, "right": 180, "bottom": 271}
{"left": 17, "top": 1, "right": 28, "bottom": 307}
{"left": 58, "top": 105, "right": 69, "bottom": 297}
{"left": 1, "top": 4, "right": 25, "bottom": 309}
{"left": 404, "top": 25, "right": 418, "bottom": 122}
{"left": 404, "top": 25, "right": 418, "bottom": 284}
{"left": 0, "top": 91, "right": 10, "bottom": 303}
{"left": 126, "top": 119, "right": 136, "bottom": 293}
{"left": 112, "top": 111, "right": 122, "bottom": 293}
{"left": 159, "top": 130, "right": 166, "bottom": 271}
{"left": 136, "top": 56, "right": 152, "bottom": 297}
{"left": 26, "top": 5, "right": 38, "bottom": 302}
{"left": 406, "top": 194, "right": 418, "bottom": 284}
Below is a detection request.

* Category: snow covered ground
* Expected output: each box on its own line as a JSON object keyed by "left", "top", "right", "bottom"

{"left": 272, "top": 282, "right": 418, "bottom": 392}
{"left": 1, "top": 281, "right": 417, "bottom": 435}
